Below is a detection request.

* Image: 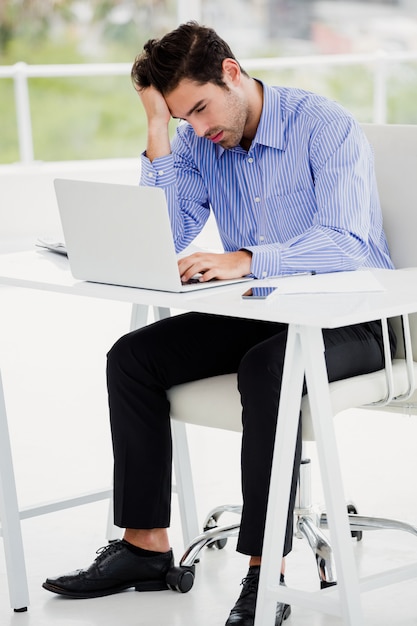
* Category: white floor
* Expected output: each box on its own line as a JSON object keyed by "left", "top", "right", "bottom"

{"left": 1, "top": 284, "right": 417, "bottom": 625}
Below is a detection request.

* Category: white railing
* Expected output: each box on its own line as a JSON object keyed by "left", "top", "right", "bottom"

{"left": 1, "top": 49, "right": 417, "bottom": 164}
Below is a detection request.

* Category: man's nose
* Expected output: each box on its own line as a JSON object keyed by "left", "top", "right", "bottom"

{"left": 192, "top": 120, "right": 208, "bottom": 138}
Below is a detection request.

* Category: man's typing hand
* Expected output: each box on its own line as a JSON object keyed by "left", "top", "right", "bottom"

{"left": 178, "top": 250, "right": 252, "bottom": 283}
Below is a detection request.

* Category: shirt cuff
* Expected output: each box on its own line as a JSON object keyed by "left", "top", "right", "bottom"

{"left": 243, "top": 244, "right": 281, "bottom": 278}
{"left": 140, "top": 152, "right": 176, "bottom": 187}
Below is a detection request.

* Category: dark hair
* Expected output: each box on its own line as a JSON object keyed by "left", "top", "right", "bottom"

{"left": 131, "top": 21, "right": 248, "bottom": 95}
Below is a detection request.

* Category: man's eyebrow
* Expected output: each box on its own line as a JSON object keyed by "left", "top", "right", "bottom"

{"left": 185, "top": 99, "right": 205, "bottom": 117}
{"left": 170, "top": 99, "right": 206, "bottom": 121}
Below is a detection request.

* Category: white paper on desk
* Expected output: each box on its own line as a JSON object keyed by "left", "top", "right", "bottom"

{"left": 36, "top": 235, "right": 67, "bottom": 255}
{"left": 267, "top": 270, "right": 385, "bottom": 294}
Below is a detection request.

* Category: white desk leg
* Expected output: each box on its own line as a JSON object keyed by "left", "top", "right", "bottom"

{"left": 255, "top": 324, "right": 307, "bottom": 626}
{"left": 301, "top": 325, "right": 362, "bottom": 625}
{"left": 255, "top": 324, "right": 363, "bottom": 626}
{"left": 171, "top": 420, "right": 200, "bottom": 546}
{"left": 0, "top": 370, "right": 29, "bottom": 611}
{"left": 130, "top": 302, "right": 151, "bottom": 329}
{"left": 152, "top": 306, "right": 171, "bottom": 323}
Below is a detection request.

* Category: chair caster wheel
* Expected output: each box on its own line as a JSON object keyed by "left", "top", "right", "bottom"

{"left": 203, "top": 524, "right": 228, "bottom": 550}
{"left": 208, "top": 537, "right": 228, "bottom": 550}
{"left": 347, "top": 504, "right": 363, "bottom": 541}
{"left": 214, "top": 537, "right": 227, "bottom": 549}
{"left": 166, "top": 565, "right": 195, "bottom": 593}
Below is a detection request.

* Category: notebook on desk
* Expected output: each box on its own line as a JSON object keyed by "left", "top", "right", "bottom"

{"left": 53, "top": 179, "right": 252, "bottom": 293}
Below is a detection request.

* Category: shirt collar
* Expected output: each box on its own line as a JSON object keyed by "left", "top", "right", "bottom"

{"left": 215, "top": 82, "right": 285, "bottom": 158}
{"left": 253, "top": 82, "right": 285, "bottom": 150}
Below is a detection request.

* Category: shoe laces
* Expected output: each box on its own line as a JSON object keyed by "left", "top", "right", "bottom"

{"left": 239, "top": 569, "right": 284, "bottom": 599}
{"left": 240, "top": 570, "right": 259, "bottom": 597}
{"left": 94, "top": 540, "right": 122, "bottom": 563}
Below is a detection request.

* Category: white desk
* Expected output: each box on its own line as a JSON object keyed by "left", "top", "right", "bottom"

{"left": 1, "top": 250, "right": 417, "bottom": 623}
{"left": 2, "top": 250, "right": 417, "bottom": 326}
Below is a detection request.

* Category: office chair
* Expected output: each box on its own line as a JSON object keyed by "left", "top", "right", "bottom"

{"left": 166, "top": 123, "right": 417, "bottom": 592}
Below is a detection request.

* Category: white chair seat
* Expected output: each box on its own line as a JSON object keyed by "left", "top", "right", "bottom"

{"left": 168, "top": 359, "right": 417, "bottom": 442}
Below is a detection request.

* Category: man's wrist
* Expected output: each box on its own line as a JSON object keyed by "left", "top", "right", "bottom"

{"left": 146, "top": 122, "right": 171, "bottom": 162}
{"left": 238, "top": 249, "right": 253, "bottom": 275}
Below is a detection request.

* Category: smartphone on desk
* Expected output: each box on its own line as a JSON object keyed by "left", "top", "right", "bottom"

{"left": 242, "top": 286, "right": 278, "bottom": 299}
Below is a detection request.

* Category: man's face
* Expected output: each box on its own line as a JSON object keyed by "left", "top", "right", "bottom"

{"left": 165, "top": 78, "right": 248, "bottom": 150}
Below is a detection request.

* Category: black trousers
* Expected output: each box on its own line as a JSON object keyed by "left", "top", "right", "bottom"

{"left": 106, "top": 313, "right": 395, "bottom": 557}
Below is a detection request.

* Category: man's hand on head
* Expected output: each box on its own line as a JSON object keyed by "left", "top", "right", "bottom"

{"left": 136, "top": 86, "right": 172, "bottom": 161}
{"left": 136, "top": 85, "right": 171, "bottom": 126}
{"left": 178, "top": 250, "right": 252, "bottom": 284}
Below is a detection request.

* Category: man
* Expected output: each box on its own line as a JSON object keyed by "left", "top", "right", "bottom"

{"left": 43, "top": 22, "right": 396, "bottom": 626}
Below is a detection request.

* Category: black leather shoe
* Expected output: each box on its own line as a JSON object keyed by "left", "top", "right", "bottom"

{"left": 42, "top": 539, "right": 174, "bottom": 598}
{"left": 225, "top": 566, "right": 291, "bottom": 626}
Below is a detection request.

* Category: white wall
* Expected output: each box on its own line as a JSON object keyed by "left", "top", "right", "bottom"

{"left": 0, "top": 159, "right": 141, "bottom": 252}
{"left": 0, "top": 158, "right": 222, "bottom": 252}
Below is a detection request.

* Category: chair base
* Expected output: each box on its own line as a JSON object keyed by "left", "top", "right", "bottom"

{"left": 178, "top": 501, "right": 417, "bottom": 588}
{"left": 175, "top": 453, "right": 417, "bottom": 593}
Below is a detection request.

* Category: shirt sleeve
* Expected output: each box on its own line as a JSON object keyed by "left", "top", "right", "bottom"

{"left": 245, "top": 118, "right": 377, "bottom": 278}
{"left": 140, "top": 152, "right": 176, "bottom": 188}
{"left": 140, "top": 134, "right": 211, "bottom": 252}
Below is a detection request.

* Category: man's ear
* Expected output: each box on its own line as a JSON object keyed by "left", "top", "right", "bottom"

{"left": 222, "top": 58, "right": 241, "bottom": 85}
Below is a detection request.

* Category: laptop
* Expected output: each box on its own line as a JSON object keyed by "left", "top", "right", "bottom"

{"left": 53, "top": 178, "right": 252, "bottom": 293}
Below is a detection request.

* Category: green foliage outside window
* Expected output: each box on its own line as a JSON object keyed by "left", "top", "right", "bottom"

{"left": 1, "top": 1, "right": 417, "bottom": 164}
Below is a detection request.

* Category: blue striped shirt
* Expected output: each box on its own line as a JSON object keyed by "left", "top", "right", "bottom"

{"left": 141, "top": 82, "right": 394, "bottom": 277}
